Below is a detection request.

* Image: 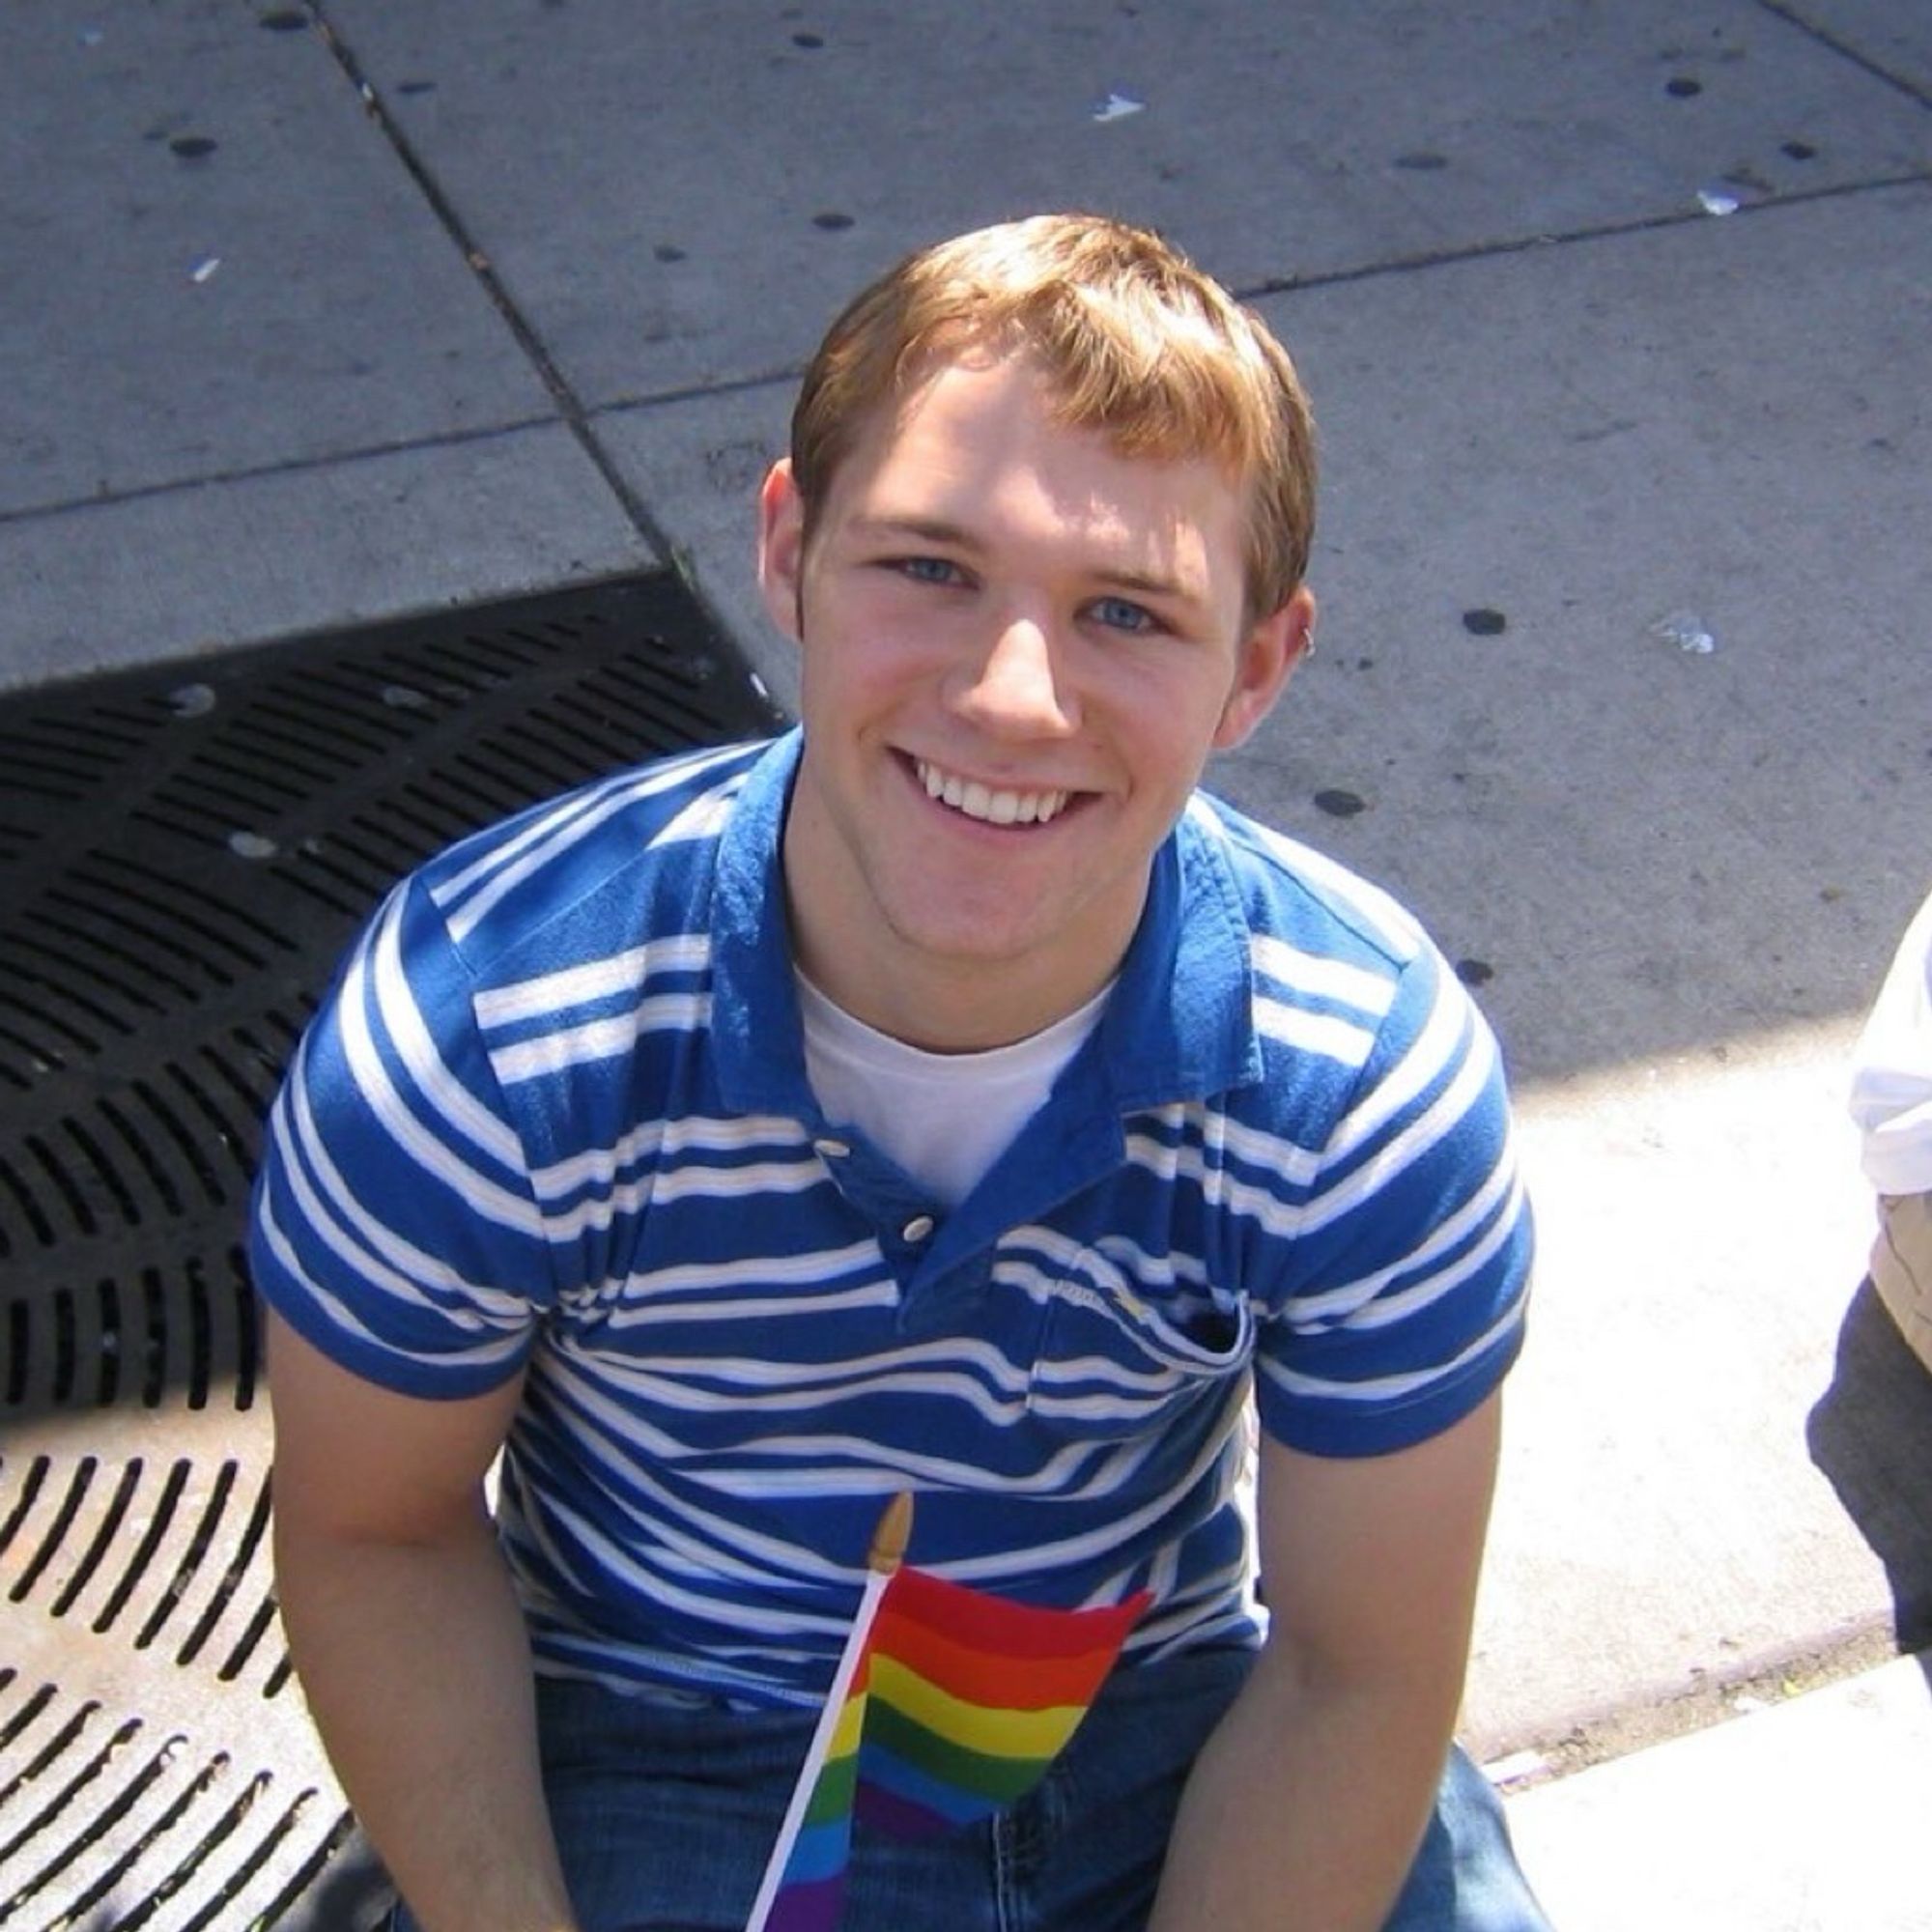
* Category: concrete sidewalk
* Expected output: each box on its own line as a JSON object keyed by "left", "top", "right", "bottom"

{"left": 1504, "top": 1651, "right": 1932, "bottom": 1928}
{"left": 5, "top": 2, "right": 1932, "bottom": 1922}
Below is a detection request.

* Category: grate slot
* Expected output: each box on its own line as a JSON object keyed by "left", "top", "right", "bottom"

{"left": 60, "top": 1120, "right": 143, "bottom": 1232}
{"left": 94, "top": 1097, "right": 185, "bottom": 1225}
{"left": 34, "top": 1742, "right": 224, "bottom": 1931}
{"left": 0, "top": 1718, "right": 150, "bottom": 1909}
{"left": 96, "top": 1757, "right": 261, "bottom": 1932}
{"left": 5, "top": 1303, "right": 26, "bottom": 1397}
{"left": 245, "top": 1804, "right": 365, "bottom": 1932}
{"left": 446, "top": 749, "right": 548, "bottom": 815}
{"left": 177, "top": 1477, "right": 271, "bottom": 1669}
{"left": 232, "top": 1254, "right": 260, "bottom": 1410}
{"left": 50, "top": 1457, "right": 144, "bottom": 1619}
{"left": 173, "top": 746, "right": 316, "bottom": 810}
{"left": 138, "top": 1270, "right": 169, "bottom": 1407}
{"left": 16, "top": 915, "right": 187, "bottom": 1009}
{"left": 0, "top": 1156, "right": 59, "bottom": 1248}
{"left": 0, "top": 1681, "right": 57, "bottom": 1758}
{"left": 170, "top": 1776, "right": 303, "bottom": 1932}
{"left": 266, "top": 670, "right": 421, "bottom": 744}
{"left": 1, "top": 946, "right": 142, "bottom": 1035}
{"left": 196, "top": 1040, "right": 280, "bottom": 1124}
{"left": 134, "top": 1463, "right": 238, "bottom": 1652}
{"left": 161, "top": 1065, "right": 256, "bottom": 1189}
{"left": 80, "top": 856, "right": 297, "bottom": 972}
{"left": 128, "top": 1082, "right": 228, "bottom": 1212}
{"left": 91, "top": 1460, "right": 189, "bottom": 1636}
{"left": 41, "top": 889, "right": 234, "bottom": 996}
{"left": 148, "top": 767, "right": 305, "bottom": 833}
{"left": 0, "top": 756, "right": 103, "bottom": 804}
{"left": 23, "top": 1136, "right": 97, "bottom": 1240}
{"left": 0, "top": 1032, "right": 53, "bottom": 1094}
{"left": 0, "top": 1704, "right": 89, "bottom": 1816}
{"left": 8, "top": 1458, "right": 96, "bottom": 1605}
{"left": 0, "top": 1459, "right": 55, "bottom": 1564}
{"left": 216, "top": 1592, "right": 279, "bottom": 1686}
{"left": 236, "top": 696, "right": 400, "bottom": 766}
{"left": 338, "top": 811, "right": 443, "bottom": 876}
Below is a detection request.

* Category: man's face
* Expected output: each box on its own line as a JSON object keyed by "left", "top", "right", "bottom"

{"left": 759, "top": 350, "right": 1312, "bottom": 1048}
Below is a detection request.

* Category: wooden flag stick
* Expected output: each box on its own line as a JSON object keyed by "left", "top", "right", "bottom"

{"left": 743, "top": 1494, "right": 916, "bottom": 1932}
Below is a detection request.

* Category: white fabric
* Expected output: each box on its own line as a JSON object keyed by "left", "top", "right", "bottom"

{"left": 798, "top": 975, "right": 1110, "bottom": 1208}
{"left": 1849, "top": 885, "right": 1932, "bottom": 1194}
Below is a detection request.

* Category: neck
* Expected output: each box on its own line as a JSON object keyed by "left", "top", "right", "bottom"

{"left": 793, "top": 937, "right": 1119, "bottom": 1054}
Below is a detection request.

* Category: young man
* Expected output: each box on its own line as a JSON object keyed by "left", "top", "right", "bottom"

{"left": 255, "top": 213, "right": 1546, "bottom": 1931}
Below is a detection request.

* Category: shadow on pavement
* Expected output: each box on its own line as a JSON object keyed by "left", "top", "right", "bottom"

{"left": 1807, "top": 1277, "right": 1932, "bottom": 1654}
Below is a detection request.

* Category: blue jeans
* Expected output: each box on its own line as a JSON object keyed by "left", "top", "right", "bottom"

{"left": 391, "top": 1648, "right": 1548, "bottom": 1930}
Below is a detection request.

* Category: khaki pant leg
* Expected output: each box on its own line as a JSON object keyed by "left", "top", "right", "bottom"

{"left": 1870, "top": 1192, "right": 1932, "bottom": 1375}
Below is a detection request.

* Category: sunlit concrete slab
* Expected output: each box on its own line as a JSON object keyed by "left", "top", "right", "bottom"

{"left": 319, "top": 0, "right": 1930, "bottom": 407}
{"left": 1772, "top": 0, "right": 1932, "bottom": 95}
{"left": 0, "top": 427, "right": 654, "bottom": 693}
{"left": 1465, "top": 1032, "right": 1925, "bottom": 1760}
{"left": 1222, "top": 181, "right": 1932, "bottom": 1087}
{"left": 1504, "top": 1654, "right": 1932, "bottom": 1930}
{"left": 0, "top": 5, "right": 556, "bottom": 514}
{"left": 593, "top": 385, "right": 797, "bottom": 712}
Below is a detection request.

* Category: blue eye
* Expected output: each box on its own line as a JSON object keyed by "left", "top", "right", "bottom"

{"left": 1091, "top": 596, "right": 1157, "bottom": 635}
{"left": 895, "top": 556, "right": 962, "bottom": 586}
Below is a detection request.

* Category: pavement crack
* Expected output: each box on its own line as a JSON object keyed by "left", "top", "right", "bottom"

{"left": 304, "top": 5, "right": 678, "bottom": 572}
{"left": 1751, "top": 0, "right": 1932, "bottom": 112}
{"left": 1236, "top": 171, "right": 1932, "bottom": 303}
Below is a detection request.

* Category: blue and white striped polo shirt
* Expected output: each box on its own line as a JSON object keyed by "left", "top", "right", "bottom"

{"left": 250, "top": 730, "right": 1531, "bottom": 1707}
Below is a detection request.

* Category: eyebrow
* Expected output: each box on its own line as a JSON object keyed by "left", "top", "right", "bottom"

{"left": 847, "top": 515, "right": 1201, "bottom": 606}
{"left": 848, "top": 514, "right": 980, "bottom": 551}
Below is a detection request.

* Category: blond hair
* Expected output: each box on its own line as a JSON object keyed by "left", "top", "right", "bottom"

{"left": 789, "top": 213, "right": 1318, "bottom": 617}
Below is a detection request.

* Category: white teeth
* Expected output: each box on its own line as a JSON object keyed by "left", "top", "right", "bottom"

{"left": 916, "top": 760, "right": 1067, "bottom": 827}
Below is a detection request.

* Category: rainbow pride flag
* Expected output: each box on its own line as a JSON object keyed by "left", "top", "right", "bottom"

{"left": 749, "top": 1564, "right": 1150, "bottom": 1932}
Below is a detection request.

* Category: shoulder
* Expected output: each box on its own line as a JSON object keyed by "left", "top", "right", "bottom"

{"left": 407, "top": 735, "right": 778, "bottom": 984}
{"left": 1180, "top": 791, "right": 1476, "bottom": 1109}
{"left": 1182, "top": 789, "right": 1428, "bottom": 979}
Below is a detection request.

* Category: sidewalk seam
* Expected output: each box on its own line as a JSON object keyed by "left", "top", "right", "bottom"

{"left": 1238, "top": 169, "right": 1932, "bottom": 303}
{"left": 306, "top": 4, "right": 682, "bottom": 575}
{"left": 1752, "top": 0, "right": 1932, "bottom": 111}
{"left": 0, "top": 417, "right": 564, "bottom": 531}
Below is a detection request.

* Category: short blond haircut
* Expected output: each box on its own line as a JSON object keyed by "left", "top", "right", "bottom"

{"left": 789, "top": 213, "right": 1318, "bottom": 619}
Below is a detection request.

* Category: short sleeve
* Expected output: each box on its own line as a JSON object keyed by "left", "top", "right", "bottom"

{"left": 1252, "top": 944, "right": 1533, "bottom": 1457}
{"left": 248, "top": 875, "right": 554, "bottom": 1399}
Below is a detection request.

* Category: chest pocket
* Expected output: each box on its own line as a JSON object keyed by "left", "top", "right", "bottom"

{"left": 1021, "top": 1240, "right": 1254, "bottom": 1442}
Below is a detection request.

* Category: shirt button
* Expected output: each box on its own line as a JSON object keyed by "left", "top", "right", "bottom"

{"left": 901, "top": 1214, "right": 935, "bottom": 1242}
{"left": 814, "top": 1138, "right": 851, "bottom": 1159}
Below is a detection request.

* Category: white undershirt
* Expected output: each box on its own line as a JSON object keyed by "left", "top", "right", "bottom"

{"left": 797, "top": 976, "right": 1112, "bottom": 1208}
{"left": 1850, "top": 887, "right": 1932, "bottom": 1194}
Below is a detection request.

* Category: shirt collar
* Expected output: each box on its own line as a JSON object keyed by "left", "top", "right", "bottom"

{"left": 708, "top": 731, "right": 1260, "bottom": 1118}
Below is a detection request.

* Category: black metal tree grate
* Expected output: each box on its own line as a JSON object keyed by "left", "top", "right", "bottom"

{"left": 0, "top": 573, "right": 781, "bottom": 1929}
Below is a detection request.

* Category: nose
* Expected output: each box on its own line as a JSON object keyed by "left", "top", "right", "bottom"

{"left": 950, "top": 611, "right": 1080, "bottom": 738}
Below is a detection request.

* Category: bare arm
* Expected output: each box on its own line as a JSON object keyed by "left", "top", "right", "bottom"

{"left": 1149, "top": 1392, "right": 1503, "bottom": 1931}
{"left": 266, "top": 1310, "right": 579, "bottom": 1932}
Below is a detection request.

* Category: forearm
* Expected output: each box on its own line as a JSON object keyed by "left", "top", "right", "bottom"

{"left": 274, "top": 1506, "right": 579, "bottom": 1932}
{"left": 1148, "top": 1648, "right": 1455, "bottom": 1932}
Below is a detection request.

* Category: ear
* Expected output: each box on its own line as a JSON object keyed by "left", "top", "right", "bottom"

{"left": 756, "top": 458, "right": 807, "bottom": 645}
{"left": 1212, "top": 586, "right": 1316, "bottom": 751}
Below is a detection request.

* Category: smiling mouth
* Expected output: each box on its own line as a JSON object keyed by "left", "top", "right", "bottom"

{"left": 914, "top": 758, "right": 1070, "bottom": 827}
